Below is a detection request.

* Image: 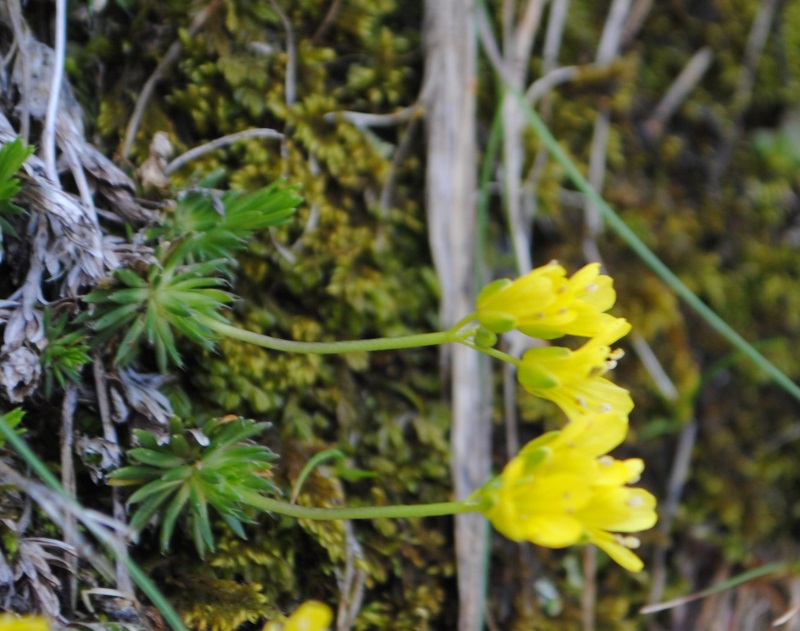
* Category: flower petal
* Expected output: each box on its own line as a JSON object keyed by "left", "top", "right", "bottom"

{"left": 589, "top": 530, "right": 645, "bottom": 573}
{"left": 578, "top": 487, "right": 658, "bottom": 532}
{"left": 475, "top": 262, "right": 623, "bottom": 340}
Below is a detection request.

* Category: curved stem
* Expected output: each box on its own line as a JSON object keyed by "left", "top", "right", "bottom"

{"left": 205, "top": 318, "right": 460, "bottom": 354}
{"left": 243, "top": 491, "right": 477, "bottom": 520}
{"left": 449, "top": 312, "right": 479, "bottom": 333}
{"left": 459, "top": 339, "right": 521, "bottom": 366}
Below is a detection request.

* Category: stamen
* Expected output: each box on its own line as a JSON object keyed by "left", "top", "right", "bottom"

{"left": 621, "top": 536, "right": 641, "bottom": 549}
{"left": 598, "top": 456, "right": 614, "bottom": 467}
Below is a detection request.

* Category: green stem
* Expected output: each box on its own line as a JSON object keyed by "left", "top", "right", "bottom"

{"left": 243, "top": 491, "right": 477, "bottom": 520}
{"left": 290, "top": 448, "right": 346, "bottom": 503}
{"left": 507, "top": 87, "right": 800, "bottom": 404}
{"left": 205, "top": 318, "right": 460, "bottom": 354}
{"left": 450, "top": 312, "right": 480, "bottom": 333}
{"left": 460, "top": 339, "right": 521, "bottom": 366}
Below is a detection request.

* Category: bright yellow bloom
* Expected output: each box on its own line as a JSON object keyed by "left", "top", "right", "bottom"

{"left": 476, "top": 262, "right": 621, "bottom": 340}
{"left": 517, "top": 318, "right": 633, "bottom": 420}
{"left": 263, "top": 601, "right": 333, "bottom": 631}
{"left": 0, "top": 615, "right": 49, "bottom": 631}
{"left": 476, "top": 412, "right": 657, "bottom": 572}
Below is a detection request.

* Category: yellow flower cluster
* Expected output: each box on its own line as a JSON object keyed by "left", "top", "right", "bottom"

{"left": 473, "top": 262, "right": 657, "bottom": 571}
{"left": 477, "top": 262, "right": 632, "bottom": 421}
{"left": 475, "top": 412, "right": 657, "bottom": 572}
{"left": 476, "top": 261, "right": 618, "bottom": 340}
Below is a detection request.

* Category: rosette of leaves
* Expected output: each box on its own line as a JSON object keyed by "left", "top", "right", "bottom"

{"left": 108, "top": 416, "right": 278, "bottom": 558}
{"left": 152, "top": 181, "right": 302, "bottom": 264}
{"left": 84, "top": 259, "right": 233, "bottom": 372}
{"left": 84, "top": 181, "right": 301, "bottom": 372}
{"left": 40, "top": 310, "right": 91, "bottom": 396}
{"left": 0, "top": 408, "right": 25, "bottom": 447}
{"left": 0, "top": 138, "right": 33, "bottom": 246}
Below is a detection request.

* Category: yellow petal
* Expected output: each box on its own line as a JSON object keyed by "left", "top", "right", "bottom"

{"left": 594, "top": 457, "right": 644, "bottom": 486}
{"left": 476, "top": 262, "right": 624, "bottom": 340}
{"left": 578, "top": 487, "right": 658, "bottom": 532}
{"left": 508, "top": 473, "right": 593, "bottom": 513}
{"left": 283, "top": 601, "right": 333, "bottom": 631}
{"left": 538, "top": 378, "right": 633, "bottom": 420}
{"left": 518, "top": 513, "right": 585, "bottom": 547}
{"left": 555, "top": 413, "right": 629, "bottom": 456}
{"left": 589, "top": 530, "right": 645, "bottom": 572}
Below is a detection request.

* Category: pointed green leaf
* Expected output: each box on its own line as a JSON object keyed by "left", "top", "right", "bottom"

{"left": 160, "top": 483, "right": 191, "bottom": 552}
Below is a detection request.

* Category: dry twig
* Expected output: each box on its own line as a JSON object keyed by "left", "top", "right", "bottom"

{"left": 122, "top": 0, "right": 221, "bottom": 158}
{"left": 269, "top": 0, "right": 297, "bottom": 107}
{"left": 335, "top": 521, "right": 367, "bottom": 631}
{"left": 4, "top": 0, "right": 31, "bottom": 143}
{"left": 312, "top": 0, "right": 344, "bottom": 44}
{"left": 710, "top": 0, "right": 780, "bottom": 189}
{"left": 41, "top": 0, "right": 66, "bottom": 183}
{"left": 60, "top": 384, "right": 79, "bottom": 612}
{"left": 644, "top": 47, "right": 713, "bottom": 140}
{"left": 92, "top": 357, "right": 131, "bottom": 595}
{"left": 423, "top": 4, "right": 487, "bottom": 631}
{"left": 323, "top": 105, "right": 421, "bottom": 128}
{"left": 165, "top": 128, "right": 284, "bottom": 175}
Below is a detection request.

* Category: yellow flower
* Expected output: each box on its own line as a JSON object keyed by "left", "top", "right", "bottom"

{"left": 517, "top": 318, "right": 633, "bottom": 420}
{"left": 0, "top": 615, "right": 49, "bottom": 631}
{"left": 475, "top": 412, "right": 657, "bottom": 572}
{"left": 476, "top": 262, "right": 621, "bottom": 340}
{"left": 263, "top": 601, "right": 333, "bottom": 631}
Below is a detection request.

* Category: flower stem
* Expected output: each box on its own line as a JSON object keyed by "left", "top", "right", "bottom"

{"left": 449, "top": 312, "right": 479, "bottom": 333}
{"left": 204, "top": 318, "right": 460, "bottom": 354}
{"left": 459, "top": 339, "right": 521, "bottom": 366}
{"left": 242, "top": 492, "right": 477, "bottom": 520}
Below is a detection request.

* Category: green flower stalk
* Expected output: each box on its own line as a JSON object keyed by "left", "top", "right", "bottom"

{"left": 201, "top": 317, "right": 464, "bottom": 355}
{"left": 110, "top": 411, "right": 655, "bottom": 573}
